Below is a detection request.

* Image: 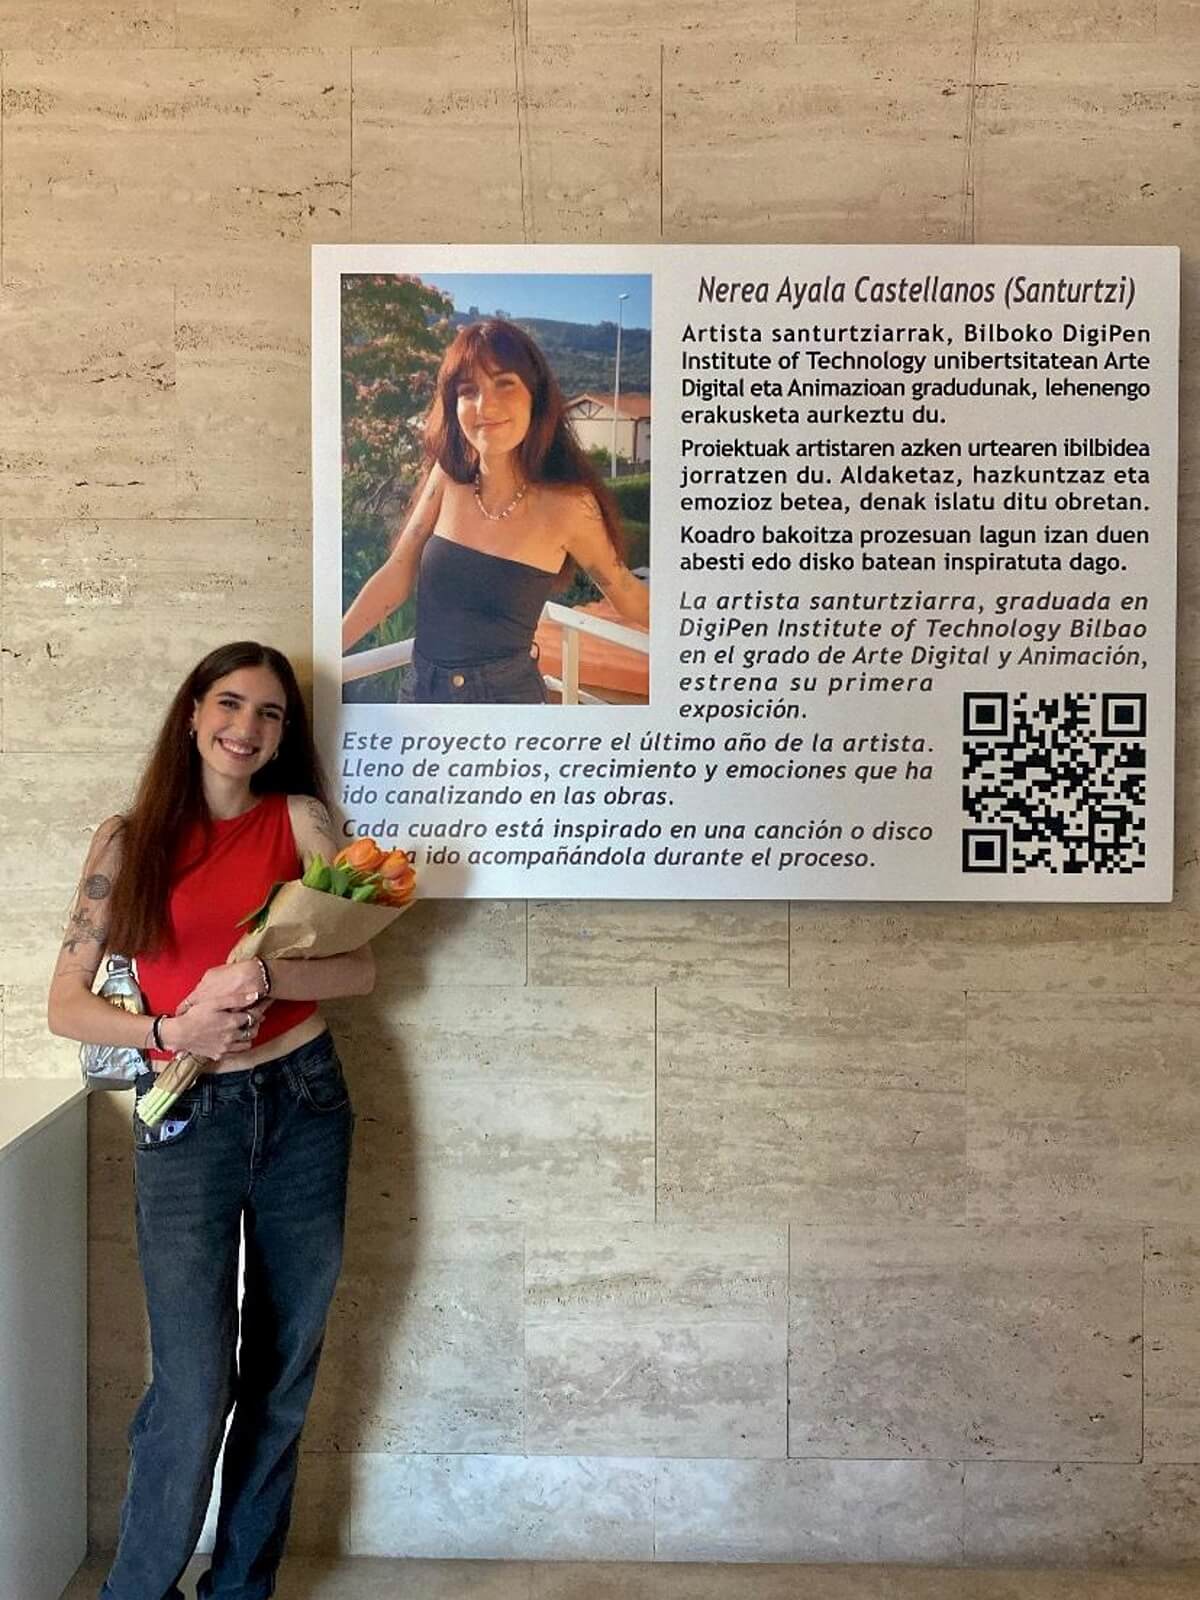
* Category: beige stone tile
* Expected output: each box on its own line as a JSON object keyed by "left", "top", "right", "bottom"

{"left": 88, "top": 1088, "right": 137, "bottom": 1246}
{"left": 275, "top": 1557, "right": 534, "bottom": 1599}
{"left": 1, "top": 519, "right": 309, "bottom": 752}
{"left": 654, "top": 1567, "right": 980, "bottom": 1600}
{"left": 664, "top": 47, "right": 968, "bottom": 243}
{"left": 336, "top": 985, "right": 654, "bottom": 1220}
{"left": 789, "top": 1223, "right": 1142, "bottom": 1462}
{"left": 527, "top": 0, "right": 792, "bottom": 46}
{"left": 289, "top": 1452, "right": 354, "bottom": 1553}
{"left": 3, "top": 51, "right": 350, "bottom": 282}
{"left": 1146, "top": 1227, "right": 1200, "bottom": 1462}
{"left": 963, "top": 1462, "right": 1200, "bottom": 1565}
{"left": 525, "top": 1222, "right": 787, "bottom": 1457}
{"left": 654, "top": 1458, "right": 964, "bottom": 1562}
{"left": 972, "top": 79, "right": 1198, "bottom": 248}
{"left": 349, "top": 1453, "right": 656, "bottom": 1558}
{"left": 88, "top": 1235, "right": 150, "bottom": 1448}
{"left": 522, "top": 46, "right": 660, "bottom": 241}
{"left": 0, "top": 2, "right": 175, "bottom": 48}
{"left": 370, "top": 899, "right": 528, "bottom": 987}
{"left": 178, "top": 0, "right": 509, "bottom": 47}
{"left": 788, "top": 902, "right": 1156, "bottom": 995}
{"left": 0, "top": 282, "right": 174, "bottom": 519}
{"left": 306, "top": 1221, "right": 524, "bottom": 1453}
{"left": 352, "top": 46, "right": 522, "bottom": 242}
{"left": 0, "top": 749, "right": 132, "bottom": 884}
{"left": 2, "top": 982, "right": 78, "bottom": 1077}
{"left": 529, "top": 1564, "right": 654, "bottom": 1600}
{"left": 528, "top": 901, "right": 788, "bottom": 986}
{"left": 174, "top": 261, "right": 313, "bottom": 518}
{"left": 88, "top": 1445, "right": 128, "bottom": 1553}
{"left": 0, "top": 883, "right": 77, "bottom": 987}
{"left": 657, "top": 988, "right": 965, "bottom": 1222}
{"left": 972, "top": 1574, "right": 1200, "bottom": 1600}
{"left": 965, "top": 992, "right": 1200, "bottom": 1224}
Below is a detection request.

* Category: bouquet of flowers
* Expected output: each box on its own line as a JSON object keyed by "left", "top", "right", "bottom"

{"left": 136, "top": 840, "right": 414, "bottom": 1128}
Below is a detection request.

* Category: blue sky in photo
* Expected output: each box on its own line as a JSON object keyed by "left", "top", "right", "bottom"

{"left": 420, "top": 273, "right": 652, "bottom": 330}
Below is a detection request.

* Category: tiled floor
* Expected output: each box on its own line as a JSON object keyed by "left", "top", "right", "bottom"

{"left": 61, "top": 1555, "right": 1200, "bottom": 1599}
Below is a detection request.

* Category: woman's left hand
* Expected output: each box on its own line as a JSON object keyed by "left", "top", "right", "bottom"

{"left": 176, "top": 959, "right": 264, "bottom": 1014}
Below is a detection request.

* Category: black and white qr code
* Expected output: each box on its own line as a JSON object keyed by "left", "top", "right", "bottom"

{"left": 962, "top": 691, "right": 1147, "bottom": 874}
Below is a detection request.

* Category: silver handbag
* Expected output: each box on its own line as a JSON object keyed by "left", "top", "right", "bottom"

{"left": 80, "top": 955, "right": 152, "bottom": 1088}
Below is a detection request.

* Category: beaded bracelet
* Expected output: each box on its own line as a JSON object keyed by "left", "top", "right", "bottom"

{"left": 255, "top": 956, "right": 272, "bottom": 998}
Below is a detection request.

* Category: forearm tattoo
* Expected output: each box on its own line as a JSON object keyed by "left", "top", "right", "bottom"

{"left": 62, "top": 903, "right": 109, "bottom": 955}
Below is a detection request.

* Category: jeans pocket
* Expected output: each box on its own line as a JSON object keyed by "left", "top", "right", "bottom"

{"left": 133, "top": 1078, "right": 200, "bottom": 1150}
{"left": 296, "top": 1057, "right": 351, "bottom": 1114}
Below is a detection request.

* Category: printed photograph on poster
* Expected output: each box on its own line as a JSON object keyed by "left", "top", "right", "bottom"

{"left": 339, "top": 270, "right": 652, "bottom": 708}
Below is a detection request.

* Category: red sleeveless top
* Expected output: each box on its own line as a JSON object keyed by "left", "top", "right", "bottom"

{"left": 136, "top": 791, "right": 317, "bottom": 1060}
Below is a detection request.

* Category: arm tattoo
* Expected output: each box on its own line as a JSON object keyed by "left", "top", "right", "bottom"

{"left": 62, "top": 903, "right": 109, "bottom": 955}
{"left": 83, "top": 872, "right": 112, "bottom": 901}
{"left": 300, "top": 796, "right": 338, "bottom": 848}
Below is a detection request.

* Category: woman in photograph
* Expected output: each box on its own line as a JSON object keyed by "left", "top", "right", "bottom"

{"left": 341, "top": 317, "right": 650, "bottom": 704}
{"left": 47, "top": 640, "right": 373, "bottom": 1600}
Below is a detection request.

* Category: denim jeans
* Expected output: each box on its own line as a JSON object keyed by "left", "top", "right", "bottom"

{"left": 412, "top": 644, "right": 548, "bottom": 704}
{"left": 101, "top": 1031, "right": 353, "bottom": 1600}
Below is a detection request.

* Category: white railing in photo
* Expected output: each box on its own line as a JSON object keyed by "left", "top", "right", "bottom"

{"left": 341, "top": 602, "right": 649, "bottom": 706}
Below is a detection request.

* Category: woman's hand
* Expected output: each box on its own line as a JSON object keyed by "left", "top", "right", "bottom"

{"left": 175, "top": 959, "right": 264, "bottom": 1014}
{"left": 160, "top": 997, "right": 268, "bottom": 1060}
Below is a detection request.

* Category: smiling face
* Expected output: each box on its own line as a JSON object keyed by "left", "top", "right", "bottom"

{"left": 454, "top": 366, "right": 534, "bottom": 464}
{"left": 191, "top": 665, "right": 287, "bottom": 786}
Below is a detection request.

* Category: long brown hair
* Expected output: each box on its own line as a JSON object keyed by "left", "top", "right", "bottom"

{"left": 107, "top": 642, "right": 330, "bottom": 956}
{"left": 420, "top": 318, "right": 626, "bottom": 576}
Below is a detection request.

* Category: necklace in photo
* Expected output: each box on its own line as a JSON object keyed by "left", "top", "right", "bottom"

{"left": 474, "top": 474, "right": 529, "bottom": 521}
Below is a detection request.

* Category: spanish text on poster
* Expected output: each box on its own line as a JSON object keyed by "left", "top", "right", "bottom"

{"left": 312, "top": 244, "right": 1179, "bottom": 900}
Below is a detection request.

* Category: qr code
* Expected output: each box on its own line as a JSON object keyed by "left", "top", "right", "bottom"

{"left": 962, "top": 691, "right": 1146, "bottom": 874}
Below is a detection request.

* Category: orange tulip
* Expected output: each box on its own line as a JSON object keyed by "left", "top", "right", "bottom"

{"left": 334, "top": 838, "right": 385, "bottom": 874}
{"left": 378, "top": 876, "right": 415, "bottom": 907}
{"left": 377, "top": 849, "right": 413, "bottom": 881}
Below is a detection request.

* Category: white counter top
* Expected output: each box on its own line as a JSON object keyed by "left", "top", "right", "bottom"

{"left": 0, "top": 1079, "right": 88, "bottom": 1163}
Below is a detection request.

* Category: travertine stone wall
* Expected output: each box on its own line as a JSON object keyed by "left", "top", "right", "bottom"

{"left": 1, "top": 0, "right": 1197, "bottom": 1564}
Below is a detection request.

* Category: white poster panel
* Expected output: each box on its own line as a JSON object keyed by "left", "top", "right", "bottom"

{"left": 313, "top": 244, "right": 1178, "bottom": 900}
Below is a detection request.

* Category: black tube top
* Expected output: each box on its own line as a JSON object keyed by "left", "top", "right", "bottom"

{"left": 414, "top": 535, "right": 558, "bottom": 667}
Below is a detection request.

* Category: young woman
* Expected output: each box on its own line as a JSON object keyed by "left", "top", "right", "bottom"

{"left": 341, "top": 317, "right": 650, "bottom": 704}
{"left": 48, "top": 640, "right": 373, "bottom": 1600}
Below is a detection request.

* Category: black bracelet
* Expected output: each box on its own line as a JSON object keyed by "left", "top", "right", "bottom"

{"left": 151, "top": 1014, "right": 166, "bottom": 1051}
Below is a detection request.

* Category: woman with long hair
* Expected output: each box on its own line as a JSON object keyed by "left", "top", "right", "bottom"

{"left": 342, "top": 317, "right": 649, "bottom": 704}
{"left": 48, "top": 640, "right": 373, "bottom": 1600}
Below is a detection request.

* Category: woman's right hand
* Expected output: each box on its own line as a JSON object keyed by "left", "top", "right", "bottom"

{"left": 160, "top": 999, "right": 269, "bottom": 1060}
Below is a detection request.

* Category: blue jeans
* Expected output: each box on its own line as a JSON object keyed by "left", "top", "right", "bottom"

{"left": 101, "top": 1032, "right": 353, "bottom": 1600}
{"left": 412, "top": 644, "right": 548, "bottom": 704}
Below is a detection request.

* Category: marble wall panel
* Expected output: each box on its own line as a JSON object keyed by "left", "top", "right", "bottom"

{"left": 787, "top": 903, "right": 1159, "bottom": 996}
{"left": 0, "top": 750, "right": 134, "bottom": 880}
{"left": 88, "top": 1090, "right": 136, "bottom": 1247}
{"left": 366, "top": 900, "right": 528, "bottom": 989}
{"left": 352, "top": 46, "right": 522, "bottom": 242}
{"left": 528, "top": 901, "right": 789, "bottom": 986}
{"left": 349, "top": 1452, "right": 656, "bottom": 1558}
{"left": 657, "top": 987, "right": 966, "bottom": 1222}
{"left": 521, "top": 45, "right": 660, "bottom": 241}
{"left": 664, "top": 48, "right": 969, "bottom": 243}
{"left": 0, "top": 284, "right": 175, "bottom": 519}
{"left": 970, "top": 33, "right": 1198, "bottom": 247}
{"left": 1145, "top": 1227, "right": 1200, "bottom": 1463}
{"left": 306, "top": 1221, "right": 525, "bottom": 1454}
{"left": 88, "top": 1236, "right": 150, "bottom": 1449}
{"left": 653, "top": 1458, "right": 965, "bottom": 1563}
{"left": 177, "top": 0, "right": 509, "bottom": 48}
{"left": 963, "top": 1463, "right": 1200, "bottom": 1565}
{"left": 174, "top": 261, "right": 314, "bottom": 518}
{"left": 788, "top": 1224, "right": 1142, "bottom": 1461}
{"left": 525, "top": 1223, "right": 787, "bottom": 1457}
{"left": 526, "top": 0, "right": 793, "bottom": 46}
{"left": 2, "top": 50, "right": 351, "bottom": 283}
{"left": 0, "top": 2, "right": 176, "bottom": 49}
{"left": 965, "top": 993, "right": 1200, "bottom": 1224}
{"left": 1, "top": 519, "right": 310, "bottom": 753}
{"left": 335, "top": 985, "right": 654, "bottom": 1221}
{"left": 2, "top": 981, "right": 77, "bottom": 1076}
